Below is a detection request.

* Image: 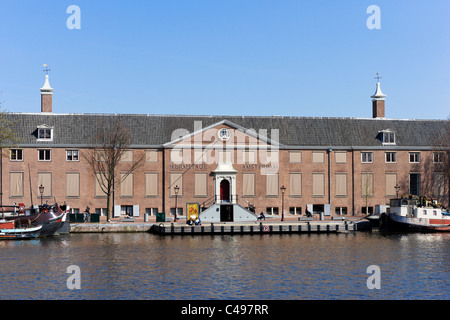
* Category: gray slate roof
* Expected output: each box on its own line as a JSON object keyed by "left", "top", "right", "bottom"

{"left": 5, "top": 113, "right": 448, "bottom": 149}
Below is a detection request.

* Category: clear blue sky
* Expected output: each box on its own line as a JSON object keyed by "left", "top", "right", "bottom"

{"left": 0, "top": 0, "right": 449, "bottom": 119}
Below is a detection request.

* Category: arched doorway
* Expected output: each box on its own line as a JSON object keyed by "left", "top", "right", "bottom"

{"left": 220, "top": 179, "right": 230, "bottom": 202}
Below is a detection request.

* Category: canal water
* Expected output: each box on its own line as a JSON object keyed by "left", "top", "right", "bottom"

{"left": 0, "top": 231, "right": 449, "bottom": 300}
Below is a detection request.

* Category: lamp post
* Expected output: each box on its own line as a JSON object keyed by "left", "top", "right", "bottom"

{"left": 280, "top": 185, "right": 286, "bottom": 222}
{"left": 395, "top": 184, "right": 400, "bottom": 198}
{"left": 174, "top": 185, "right": 179, "bottom": 222}
{"left": 39, "top": 185, "right": 44, "bottom": 208}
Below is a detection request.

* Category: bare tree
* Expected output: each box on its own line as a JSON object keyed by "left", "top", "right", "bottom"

{"left": 431, "top": 117, "right": 450, "bottom": 207}
{"left": 83, "top": 118, "right": 144, "bottom": 222}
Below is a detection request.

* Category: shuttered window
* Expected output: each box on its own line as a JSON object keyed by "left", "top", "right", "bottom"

{"left": 66, "top": 173, "right": 80, "bottom": 198}
{"left": 385, "top": 173, "right": 397, "bottom": 197}
{"left": 312, "top": 151, "right": 324, "bottom": 163}
{"left": 312, "top": 173, "right": 325, "bottom": 196}
{"left": 38, "top": 172, "right": 52, "bottom": 197}
{"left": 120, "top": 173, "right": 133, "bottom": 197}
{"left": 10, "top": 172, "right": 24, "bottom": 197}
{"left": 361, "top": 173, "right": 374, "bottom": 196}
{"left": 194, "top": 173, "right": 207, "bottom": 197}
{"left": 243, "top": 173, "right": 255, "bottom": 196}
{"left": 145, "top": 173, "right": 158, "bottom": 197}
{"left": 266, "top": 174, "right": 278, "bottom": 196}
{"left": 170, "top": 173, "right": 183, "bottom": 196}
{"left": 289, "top": 173, "right": 302, "bottom": 196}
{"left": 335, "top": 173, "right": 347, "bottom": 196}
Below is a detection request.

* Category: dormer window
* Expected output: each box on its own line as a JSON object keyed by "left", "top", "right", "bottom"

{"left": 380, "top": 130, "right": 395, "bottom": 145}
{"left": 37, "top": 125, "right": 53, "bottom": 141}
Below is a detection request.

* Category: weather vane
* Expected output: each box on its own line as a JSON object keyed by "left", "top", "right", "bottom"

{"left": 374, "top": 73, "right": 382, "bottom": 82}
{"left": 43, "top": 64, "right": 51, "bottom": 75}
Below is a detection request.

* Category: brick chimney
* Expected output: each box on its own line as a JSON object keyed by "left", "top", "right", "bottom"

{"left": 40, "top": 74, "right": 53, "bottom": 113}
{"left": 371, "top": 81, "right": 386, "bottom": 118}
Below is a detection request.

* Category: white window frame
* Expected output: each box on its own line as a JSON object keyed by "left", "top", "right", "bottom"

{"left": 10, "top": 149, "right": 23, "bottom": 161}
{"left": 37, "top": 126, "right": 53, "bottom": 141}
{"left": 409, "top": 152, "right": 420, "bottom": 163}
{"left": 385, "top": 152, "right": 397, "bottom": 163}
{"left": 361, "top": 152, "right": 373, "bottom": 163}
{"left": 382, "top": 131, "right": 396, "bottom": 145}
{"left": 66, "top": 150, "right": 80, "bottom": 162}
{"left": 38, "top": 149, "right": 52, "bottom": 161}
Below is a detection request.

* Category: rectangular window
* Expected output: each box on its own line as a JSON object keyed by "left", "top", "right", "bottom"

{"left": 194, "top": 173, "right": 207, "bottom": 197}
{"left": 145, "top": 208, "right": 158, "bottom": 216}
{"left": 38, "top": 149, "right": 51, "bottom": 161}
{"left": 66, "top": 150, "right": 79, "bottom": 161}
{"left": 289, "top": 173, "right": 302, "bottom": 197}
{"left": 95, "top": 173, "right": 107, "bottom": 197}
{"left": 244, "top": 150, "right": 256, "bottom": 164}
{"left": 9, "top": 172, "right": 24, "bottom": 197}
{"left": 335, "top": 173, "right": 347, "bottom": 197}
{"left": 266, "top": 207, "right": 279, "bottom": 215}
{"left": 289, "top": 207, "right": 302, "bottom": 215}
{"left": 10, "top": 149, "right": 23, "bottom": 161}
{"left": 120, "top": 150, "right": 133, "bottom": 162}
{"left": 38, "top": 128, "right": 52, "bottom": 140}
{"left": 266, "top": 174, "right": 279, "bottom": 196}
{"left": 170, "top": 173, "right": 183, "bottom": 196}
{"left": 37, "top": 172, "right": 52, "bottom": 197}
{"left": 145, "top": 173, "right": 158, "bottom": 197}
{"left": 361, "top": 173, "right": 374, "bottom": 197}
{"left": 382, "top": 132, "right": 395, "bottom": 145}
{"left": 66, "top": 173, "right": 80, "bottom": 198}
{"left": 120, "top": 173, "right": 133, "bottom": 197}
{"left": 409, "top": 152, "right": 420, "bottom": 163}
{"left": 335, "top": 152, "right": 347, "bottom": 163}
{"left": 312, "top": 173, "right": 325, "bottom": 197}
{"left": 312, "top": 151, "right": 324, "bottom": 163}
{"left": 385, "top": 173, "right": 397, "bottom": 197}
{"left": 146, "top": 150, "right": 158, "bottom": 162}
{"left": 289, "top": 151, "right": 302, "bottom": 163}
{"left": 361, "top": 152, "right": 373, "bottom": 163}
{"left": 243, "top": 173, "right": 255, "bottom": 197}
{"left": 385, "top": 152, "right": 397, "bottom": 163}
{"left": 409, "top": 173, "right": 421, "bottom": 196}
{"left": 433, "top": 152, "right": 444, "bottom": 163}
{"left": 170, "top": 207, "right": 183, "bottom": 216}
{"left": 361, "top": 206, "right": 374, "bottom": 215}
{"left": 335, "top": 207, "right": 348, "bottom": 215}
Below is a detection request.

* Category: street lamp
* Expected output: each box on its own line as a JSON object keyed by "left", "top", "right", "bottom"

{"left": 395, "top": 184, "right": 400, "bottom": 198}
{"left": 39, "top": 185, "right": 45, "bottom": 208}
{"left": 174, "top": 185, "right": 180, "bottom": 222}
{"left": 280, "top": 185, "right": 286, "bottom": 222}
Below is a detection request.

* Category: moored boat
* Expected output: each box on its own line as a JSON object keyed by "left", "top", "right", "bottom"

{"left": 0, "top": 220, "right": 42, "bottom": 240}
{"left": 381, "top": 198, "right": 450, "bottom": 232}
{"left": 1, "top": 203, "right": 68, "bottom": 237}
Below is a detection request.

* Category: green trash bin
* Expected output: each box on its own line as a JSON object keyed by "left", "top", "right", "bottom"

{"left": 156, "top": 212, "right": 165, "bottom": 223}
{"left": 69, "top": 213, "right": 77, "bottom": 222}
{"left": 76, "top": 213, "right": 85, "bottom": 223}
{"left": 90, "top": 213, "right": 100, "bottom": 223}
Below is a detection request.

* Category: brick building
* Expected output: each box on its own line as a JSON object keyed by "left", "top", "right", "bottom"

{"left": 1, "top": 75, "right": 448, "bottom": 220}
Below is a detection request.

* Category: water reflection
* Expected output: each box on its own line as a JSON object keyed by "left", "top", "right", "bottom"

{"left": 0, "top": 232, "right": 448, "bottom": 299}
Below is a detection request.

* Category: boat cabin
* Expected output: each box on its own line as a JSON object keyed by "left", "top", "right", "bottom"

{"left": 389, "top": 199, "right": 442, "bottom": 219}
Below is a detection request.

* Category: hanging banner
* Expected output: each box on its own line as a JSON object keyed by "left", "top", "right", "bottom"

{"left": 186, "top": 203, "right": 200, "bottom": 221}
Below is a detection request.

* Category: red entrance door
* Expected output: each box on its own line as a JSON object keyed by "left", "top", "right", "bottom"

{"left": 220, "top": 180, "right": 230, "bottom": 202}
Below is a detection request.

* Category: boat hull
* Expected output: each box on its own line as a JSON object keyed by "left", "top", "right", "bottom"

{"left": 4, "top": 207, "right": 67, "bottom": 237}
{"left": 0, "top": 225, "right": 42, "bottom": 240}
{"left": 382, "top": 213, "right": 450, "bottom": 232}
